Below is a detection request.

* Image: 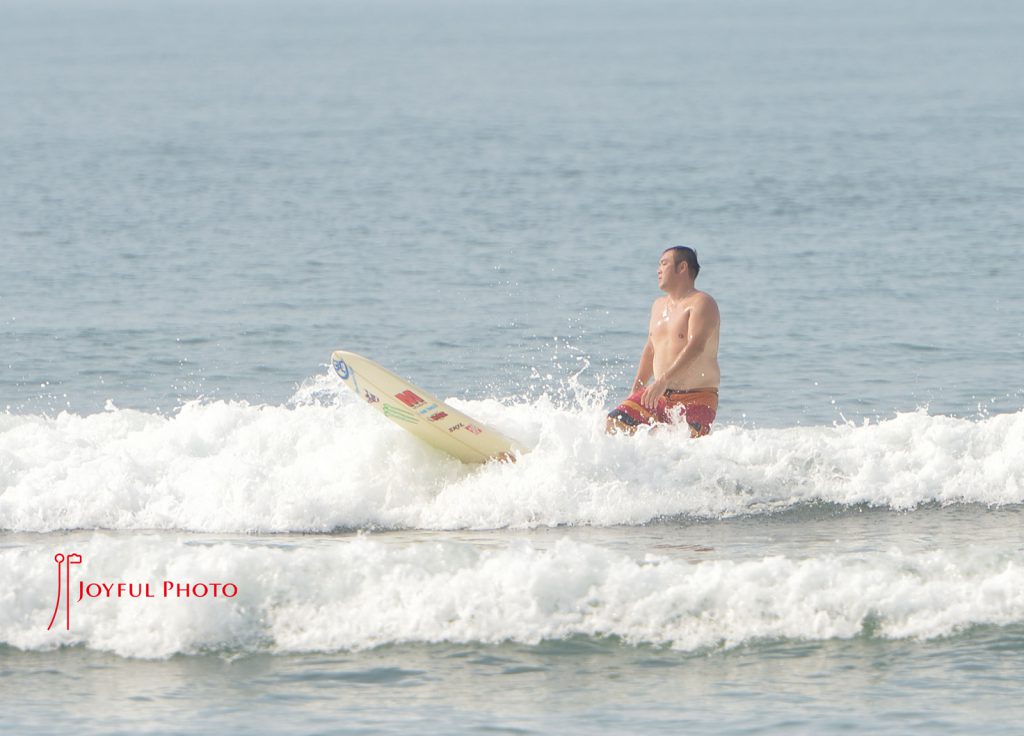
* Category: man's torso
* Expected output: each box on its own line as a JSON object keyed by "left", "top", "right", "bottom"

{"left": 648, "top": 292, "right": 721, "bottom": 390}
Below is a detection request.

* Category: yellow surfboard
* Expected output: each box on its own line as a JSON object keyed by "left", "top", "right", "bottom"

{"left": 331, "top": 350, "right": 521, "bottom": 463}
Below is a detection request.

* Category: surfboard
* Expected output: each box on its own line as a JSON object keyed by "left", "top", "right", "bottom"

{"left": 330, "top": 350, "right": 521, "bottom": 464}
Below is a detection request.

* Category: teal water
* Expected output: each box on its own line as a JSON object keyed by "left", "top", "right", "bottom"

{"left": 4, "top": 0, "right": 1022, "bottom": 424}
{"left": 6, "top": 629, "right": 1024, "bottom": 735}
{"left": 2, "top": 0, "right": 1024, "bottom": 733}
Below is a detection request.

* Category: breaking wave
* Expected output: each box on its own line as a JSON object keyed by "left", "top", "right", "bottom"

{"left": 1, "top": 373, "right": 1022, "bottom": 533}
{"left": 4, "top": 535, "right": 1024, "bottom": 659}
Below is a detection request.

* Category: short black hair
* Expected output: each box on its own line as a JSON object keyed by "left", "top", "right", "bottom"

{"left": 663, "top": 246, "right": 700, "bottom": 278}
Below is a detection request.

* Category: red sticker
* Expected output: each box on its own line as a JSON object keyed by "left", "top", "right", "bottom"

{"left": 395, "top": 390, "right": 425, "bottom": 408}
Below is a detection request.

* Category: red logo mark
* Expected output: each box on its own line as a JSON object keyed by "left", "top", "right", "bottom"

{"left": 466, "top": 424, "right": 483, "bottom": 435}
{"left": 47, "top": 552, "right": 82, "bottom": 631}
{"left": 46, "top": 552, "right": 240, "bottom": 632}
{"left": 395, "top": 390, "right": 425, "bottom": 408}
{"left": 429, "top": 411, "right": 448, "bottom": 422}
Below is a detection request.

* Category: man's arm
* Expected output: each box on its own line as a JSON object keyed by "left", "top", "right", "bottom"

{"left": 640, "top": 295, "right": 720, "bottom": 409}
{"left": 631, "top": 338, "right": 655, "bottom": 393}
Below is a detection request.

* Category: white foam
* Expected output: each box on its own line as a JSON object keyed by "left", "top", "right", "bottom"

{"left": 4, "top": 535, "right": 1023, "bottom": 658}
{"left": 1, "top": 381, "right": 1022, "bottom": 532}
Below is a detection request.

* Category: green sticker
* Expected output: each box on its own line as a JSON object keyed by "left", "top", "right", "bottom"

{"left": 383, "top": 404, "right": 419, "bottom": 424}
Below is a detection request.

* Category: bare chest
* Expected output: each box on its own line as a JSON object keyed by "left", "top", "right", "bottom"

{"left": 650, "top": 303, "right": 691, "bottom": 344}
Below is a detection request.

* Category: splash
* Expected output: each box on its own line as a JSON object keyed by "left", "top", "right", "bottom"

{"left": 1, "top": 375, "right": 1022, "bottom": 533}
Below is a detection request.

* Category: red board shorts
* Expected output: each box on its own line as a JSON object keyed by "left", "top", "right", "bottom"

{"left": 607, "top": 387, "right": 719, "bottom": 437}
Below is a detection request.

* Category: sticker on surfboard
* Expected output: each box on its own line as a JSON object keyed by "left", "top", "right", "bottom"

{"left": 331, "top": 350, "right": 522, "bottom": 463}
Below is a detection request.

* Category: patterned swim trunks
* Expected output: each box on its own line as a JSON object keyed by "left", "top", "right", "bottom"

{"left": 607, "top": 387, "right": 719, "bottom": 437}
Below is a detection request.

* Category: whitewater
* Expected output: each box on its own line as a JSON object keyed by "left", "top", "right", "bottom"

{"left": 4, "top": 532, "right": 1024, "bottom": 660}
{"left": 3, "top": 374, "right": 1023, "bottom": 662}
{"left": 3, "top": 375, "right": 1023, "bottom": 535}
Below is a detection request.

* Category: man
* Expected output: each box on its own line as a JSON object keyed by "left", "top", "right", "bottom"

{"left": 606, "top": 246, "right": 721, "bottom": 437}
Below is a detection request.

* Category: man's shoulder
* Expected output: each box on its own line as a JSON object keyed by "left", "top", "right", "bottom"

{"left": 691, "top": 291, "right": 720, "bottom": 319}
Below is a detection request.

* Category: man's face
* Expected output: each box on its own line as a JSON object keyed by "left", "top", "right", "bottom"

{"left": 658, "top": 252, "right": 682, "bottom": 290}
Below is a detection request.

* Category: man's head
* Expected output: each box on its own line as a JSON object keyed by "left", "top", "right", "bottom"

{"left": 658, "top": 246, "right": 700, "bottom": 292}
{"left": 662, "top": 246, "right": 700, "bottom": 278}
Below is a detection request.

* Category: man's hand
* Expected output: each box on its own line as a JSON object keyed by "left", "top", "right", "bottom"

{"left": 641, "top": 375, "right": 668, "bottom": 410}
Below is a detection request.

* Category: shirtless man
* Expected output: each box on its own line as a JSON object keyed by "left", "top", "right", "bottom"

{"left": 606, "top": 246, "right": 721, "bottom": 437}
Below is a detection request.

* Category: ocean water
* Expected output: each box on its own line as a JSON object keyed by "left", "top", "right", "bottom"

{"left": 2, "top": 0, "right": 1024, "bottom": 733}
